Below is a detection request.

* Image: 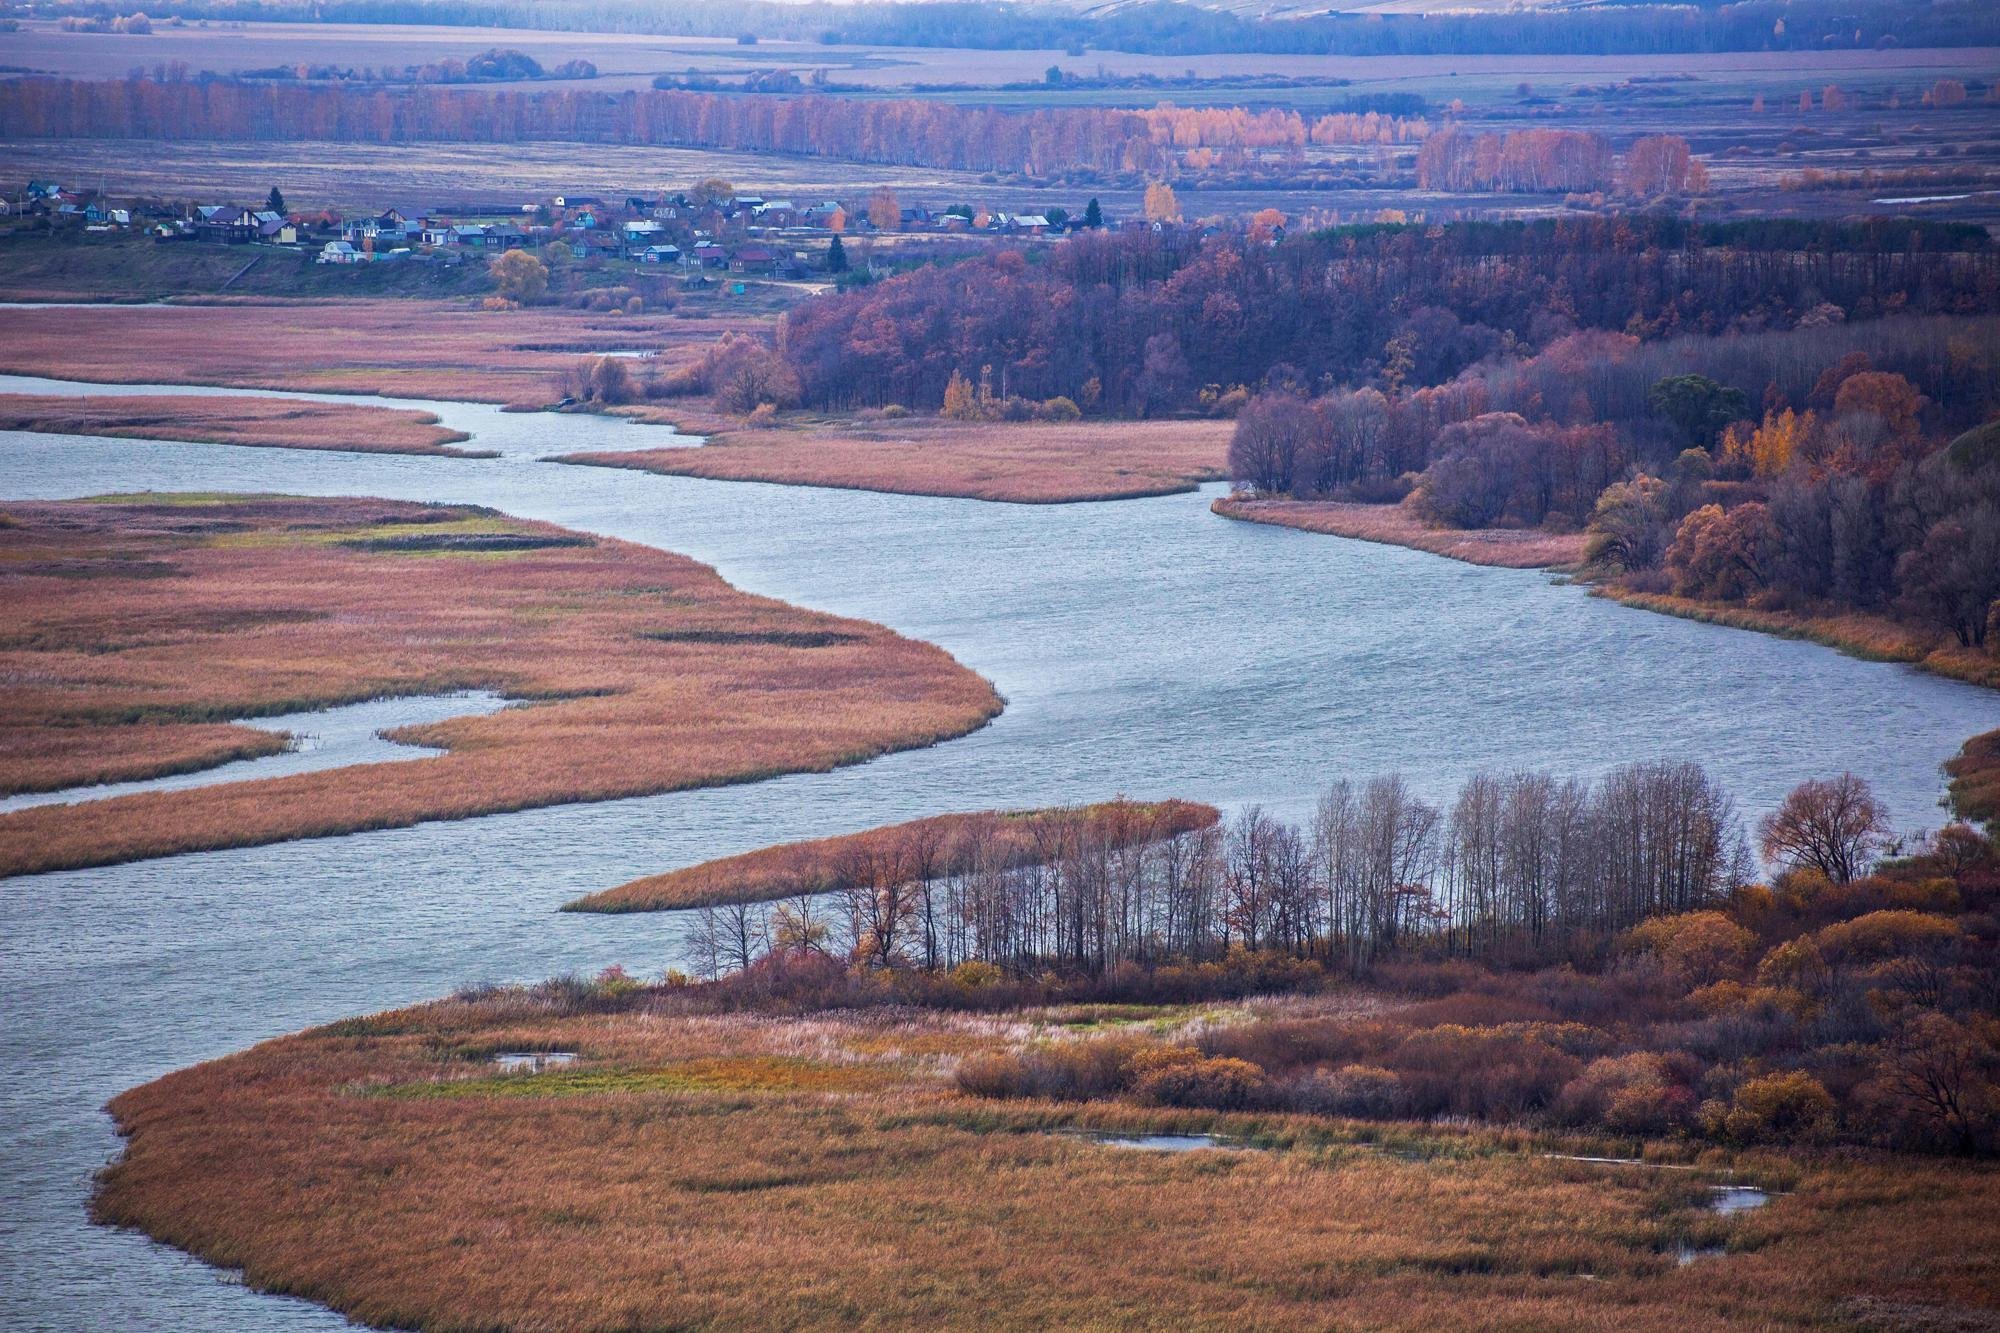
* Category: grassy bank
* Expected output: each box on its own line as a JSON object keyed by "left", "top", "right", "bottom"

{"left": 561, "top": 414, "right": 1232, "bottom": 505}
{"left": 92, "top": 982, "right": 2000, "bottom": 1330}
{"left": 570, "top": 799, "right": 1220, "bottom": 912}
{"left": 1210, "top": 496, "right": 1588, "bottom": 570}
{"left": 1597, "top": 589, "right": 2000, "bottom": 693}
{"left": 0, "top": 300, "right": 767, "bottom": 405}
{"left": 0, "top": 495, "right": 1001, "bottom": 878}
{"left": 0, "top": 393, "right": 487, "bottom": 457}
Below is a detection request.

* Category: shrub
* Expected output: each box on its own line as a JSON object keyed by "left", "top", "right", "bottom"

{"left": 1714, "top": 1070, "right": 1836, "bottom": 1143}
{"left": 1389, "top": 1025, "right": 1582, "bottom": 1120}
{"left": 1623, "top": 910, "right": 1757, "bottom": 983}
{"left": 1291, "top": 1064, "right": 1407, "bottom": 1118}
{"left": 954, "top": 1039, "right": 1143, "bottom": 1101}
{"left": 1131, "top": 1054, "right": 1267, "bottom": 1111}
{"left": 948, "top": 960, "right": 1004, "bottom": 991}
{"left": 1557, "top": 1052, "right": 1697, "bottom": 1133}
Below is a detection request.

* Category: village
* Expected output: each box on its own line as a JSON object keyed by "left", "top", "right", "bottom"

{"left": 4, "top": 177, "right": 1159, "bottom": 286}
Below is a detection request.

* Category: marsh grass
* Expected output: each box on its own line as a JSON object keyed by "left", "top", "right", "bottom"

{"left": 0, "top": 300, "right": 768, "bottom": 404}
{"left": 561, "top": 414, "right": 1232, "bottom": 504}
{"left": 0, "top": 393, "right": 487, "bottom": 457}
{"left": 92, "top": 990, "right": 2000, "bottom": 1331}
{"left": 572, "top": 799, "right": 1220, "bottom": 912}
{"left": 0, "top": 495, "right": 1001, "bottom": 876}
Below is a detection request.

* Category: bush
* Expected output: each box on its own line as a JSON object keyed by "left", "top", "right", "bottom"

{"left": 1036, "top": 396, "right": 1082, "bottom": 422}
{"left": 954, "top": 1039, "right": 1143, "bottom": 1101}
{"left": 1623, "top": 910, "right": 1757, "bottom": 984}
{"left": 1712, "top": 1070, "right": 1836, "bottom": 1143}
{"left": 1290, "top": 1064, "right": 1407, "bottom": 1118}
{"left": 1557, "top": 1052, "right": 1697, "bottom": 1133}
{"left": 1131, "top": 1054, "right": 1267, "bottom": 1110}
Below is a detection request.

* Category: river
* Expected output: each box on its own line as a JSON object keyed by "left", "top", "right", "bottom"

{"left": 2, "top": 377, "right": 1995, "bottom": 1329}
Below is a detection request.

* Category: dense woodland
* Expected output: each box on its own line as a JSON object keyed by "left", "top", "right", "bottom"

{"left": 778, "top": 219, "right": 1997, "bottom": 416}
{"left": 22, "top": 0, "right": 2000, "bottom": 54}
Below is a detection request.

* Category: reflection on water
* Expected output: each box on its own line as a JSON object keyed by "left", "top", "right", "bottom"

{"left": 0, "top": 692, "right": 509, "bottom": 814}
{"left": 0, "top": 378, "right": 1993, "bottom": 1327}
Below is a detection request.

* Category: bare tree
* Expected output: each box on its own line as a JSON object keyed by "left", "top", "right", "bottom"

{"left": 1758, "top": 773, "right": 1890, "bottom": 883}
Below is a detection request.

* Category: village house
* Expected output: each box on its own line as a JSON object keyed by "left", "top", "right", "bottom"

{"left": 730, "top": 245, "right": 777, "bottom": 275}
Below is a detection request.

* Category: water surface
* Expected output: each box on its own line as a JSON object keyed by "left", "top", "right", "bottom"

{"left": 1, "top": 381, "right": 1993, "bottom": 1328}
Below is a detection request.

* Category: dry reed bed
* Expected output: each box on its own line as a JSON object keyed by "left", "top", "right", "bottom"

{"left": 0, "top": 300, "right": 767, "bottom": 404}
{"left": 0, "top": 495, "right": 1001, "bottom": 877}
{"left": 1211, "top": 495, "right": 1589, "bottom": 570}
{"left": 94, "top": 989, "right": 2000, "bottom": 1331}
{"left": 1600, "top": 589, "right": 2000, "bottom": 693}
{"left": 572, "top": 799, "right": 1221, "bottom": 912}
{"left": 563, "top": 415, "right": 1233, "bottom": 504}
{"left": 0, "top": 393, "right": 485, "bottom": 456}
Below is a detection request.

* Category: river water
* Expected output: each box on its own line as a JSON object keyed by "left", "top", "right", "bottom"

{"left": 1, "top": 378, "right": 1995, "bottom": 1330}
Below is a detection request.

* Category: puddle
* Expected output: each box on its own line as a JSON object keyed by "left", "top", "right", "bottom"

{"left": 1709, "top": 1185, "right": 1769, "bottom": 1215}
{"left": 491, "top": 1051, "right": 578, "bottom": 1072}
{"left": 1095, "top": 1133, "right": 1244, "bottom": 1152}
{"left": 0, "top": 691, "right": 509, "bottom": 813}
{"left": 1675, "top": 1186, "right": 1771, "bottom": 1265}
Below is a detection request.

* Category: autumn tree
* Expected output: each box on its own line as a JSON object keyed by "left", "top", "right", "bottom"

{"left": 868, "top": 186, "right": 901, "bottom": 232}
{"left": 941, "top": 369, "right": 976, "bottom": 419}
{"left": 688, "top": 177, "right": 735, "bottom": 208}
{"left": 1143, "top": 180, "right": 1180, "bottom": 222}
{"left": 490, "top": 248, "right": 548, "bottom": 303}
{"left": 1757, "top": 774, "right": 1891, "bottom": 884}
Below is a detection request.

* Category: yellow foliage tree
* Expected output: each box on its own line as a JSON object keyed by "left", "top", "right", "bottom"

{"left": 1725, "top": 407, "right": 1814, "bottom": 477}
{"left": 941, "top": 369, "right": 976, "bottom": 419}
{"left": 1143, "top": 180, "right": 1181, "bottom": 222}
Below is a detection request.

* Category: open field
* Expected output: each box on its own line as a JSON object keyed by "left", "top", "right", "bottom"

{"left": 0, "top": 299, "right": 764, "bottom": 403}
{"left": 7, "top": 19, "right": 1991, "bottom": 98}
{"left": 0, "top": 392, "right": 483, "bottom": 456}
{"left": 0, "top": 495, "right": 1001, "bottom": 878}
{"left": 93, "top": 981, "right": 2000, "bottom": 1331}
{"left": 573, "top": 799, "right": 1220, "bottom": 912}
{"left": 565, "top": 414, "right": 1234, "bottom": 504}
{"left": 1212, "top": 496, "right": 1587, "bottom": 570}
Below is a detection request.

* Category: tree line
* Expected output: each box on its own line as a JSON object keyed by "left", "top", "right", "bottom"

{"left": 687, "top": 760, "right": 1753, "bottom": 981}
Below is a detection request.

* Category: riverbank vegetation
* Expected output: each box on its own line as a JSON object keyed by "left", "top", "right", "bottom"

{"left": 0, "top": 393, "right": 487, "bottom": 457}
{"left": 1210, "top": 495, "right": 1587, "bottom": 569}
{"left": 560, "top": 411, "right": 1230, "bottom": 503}
{"left": 572, "top": 799, "right": 1218, "bottom": 914}
{"left": 0, "top": 299, "right": 761, "bottom": 404}
{"left": 90, "top": 767, "right": 2000, "bottom": 1327}
{"left": 0, "top": 495, "right": 1000, "bottom": 877}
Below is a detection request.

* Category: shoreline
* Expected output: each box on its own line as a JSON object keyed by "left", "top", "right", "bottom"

{"left": 1210, "top": 495, "right": 1588, "bottom": 570}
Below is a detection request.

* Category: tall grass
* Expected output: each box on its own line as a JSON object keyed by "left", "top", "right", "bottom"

{"left": 0, "top": 496, "right": 1001, "bottom": 877}
{"left": 561, "top": 415, "right": 1233, "bottom": 505}
{"left": 92, "top": 984, "right": 2000, "bottom": 1331}
{"left": 0, "top": 393, "right": 484, "bottom": 456}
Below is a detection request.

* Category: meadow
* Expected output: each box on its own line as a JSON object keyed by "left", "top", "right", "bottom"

{"left": 0, "top": 392, "right": 484, "bottom": 456}
{"left": 91, "top": 975, "right": 2000, "bottom": 1331}
{"left": 573, "top": 799, "right": 1220, "bottom": 912}
{"left": 565, "top": 413, "right": 1233, "bottom": 504}
{"left": 0, "top": 495, "right": 1001, "bottom": 877}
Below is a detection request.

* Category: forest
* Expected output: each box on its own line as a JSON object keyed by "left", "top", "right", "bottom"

{"left": 776, "top": 219, "right": 1998, "bottom": 417}
{"left": 22, "top": 0, "right": 2000, "bottom": 55}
